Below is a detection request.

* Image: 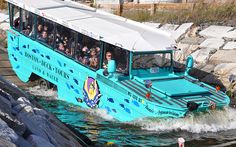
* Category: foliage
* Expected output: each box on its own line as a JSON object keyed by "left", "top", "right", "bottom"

{"left": 0, "top": 0, "right": 7, "bottom": 10}
{"left": 122, "top": 1, "right": 236, "bottom": 26}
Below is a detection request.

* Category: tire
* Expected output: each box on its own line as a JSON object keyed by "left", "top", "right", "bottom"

{"left": 38, "top": 79, "right": 52, "bottom": 90}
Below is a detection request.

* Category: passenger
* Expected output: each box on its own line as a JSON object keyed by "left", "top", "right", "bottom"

{"left": 37, "top": 24, "right": 43, "bottom": 38}
{"left": 43, "top": 25, "right": 48, "bottom": 32}
{"left": 89, "top": 48, "right": 98, "bottom": 69}
{"left": 96, "top": 46, "right": 100, "bottom": 59}
{"left": 82, "top": 56, "right": 89, "bottom": 66}
{"left": 58, "top": 42, "right": 65, "bottom": 52}
{"left": 38, "top": 31, "right": 48, "bottom": 43}
{"left": 22, "top": 25, "right": 31, "bottom": 36}
{"left": 13, "top": 17, "right": 20, "bottom": 29}
{"left": 103, "top": 51, "right": 112, "bottom": 69}
{"left": 63, "top": 36, "right": 68, "bottom": 45}
{"left": 29, "top": 24, "right": 35, "bottom": 37}
{"left": 65, "top": 48, "right": 72, "bottom": 56}
{"left": 82, "top": 46, "right": 89, "bottom": 57}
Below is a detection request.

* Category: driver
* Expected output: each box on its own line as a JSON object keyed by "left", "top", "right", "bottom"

{"left": 103, "top": 51, "right": 112, "bottom": 69}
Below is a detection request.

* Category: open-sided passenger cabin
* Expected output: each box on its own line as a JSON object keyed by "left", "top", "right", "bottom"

{"left": 6, "top": 0, "right": 230, "bottom": 121}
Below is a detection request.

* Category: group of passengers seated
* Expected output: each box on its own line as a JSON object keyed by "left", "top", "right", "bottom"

{"left": 36, "top": 24, "right": 54, "bottom": 46}
{"left": 75, "top": 43, "right": 100, "bottom": 69}
{"left": 55, "top": 33, "right": 73, "bottom": 56}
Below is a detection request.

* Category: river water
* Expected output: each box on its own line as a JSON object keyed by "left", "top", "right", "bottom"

{"left": 27, "top": 86, "right": 236, "bottom": 146}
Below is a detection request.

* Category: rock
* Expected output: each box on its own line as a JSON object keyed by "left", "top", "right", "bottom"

{"left": 214, "top": 63, "right": 236, "bottom": 76}
{"left": 191, "top": 48, "right": 216, "bottom": 65}
{"left": 160, "top": 23, "right": 179, "bottom": 34}
{"left": 223, "top": 42, "right": 236, "bottom": 50}
{"left": 16, "top": 137, "right": 31, "bottom": 147}
{"left": 12, "top": 103, "right": 28, "bottom": 114}
{"left": 143, "top": 22, "right": 161, "bottom": 28}
{"left": 179, "top": 37, "right": 205, "bottom": 45}
{"left": 209, "top": 50, "right": 236, "bottom": 64}
{"left": 0, "top": 95, "right": 12, "bottom": 114}
{"left": 0, "top": 118, "right": 18, "bottom": 144}
{"left": 175, "top": 43, "right": 199, "bottom": 61}
{"left": 17, "top": 112, "right": 50, "bottom": 142}
{"left": 27, "top": 135, "right": 54, "bottom": 147}
{"left": 185, "top": 26, "right": 201, "bottom": 37}
{"left": 0, "top": 13, "right": 9, "bottom": 23}
{"left": 172, "top": 23, "right": 193, "bottom": 41}
{"left": 16, "top": 97, "right": 33, "bottom": 107}
{"left": 199, "top": 64, "right": 215, "bottom": 74}
{"left": 0, "top": 23, "right": 10, "bottom": 31}
{"left": 223, "top": 30, "right": 236, "bottom": 40}
{"left": 0, "top": 110, "right": 26, "bottom": 136}
{"left": 199, "top": 38, "right": 225, "bottom": 50}
{"left": 0, "top": 138, "right": 16, "bottom": 147}
{"left": 213, "top": 63, "right": 236, "bottom": 88}
{"left": 199, "top": 25, "right": 234, "bottom": 38}
{"left": 33, "top": 108, "right": 48, "bottom": 117}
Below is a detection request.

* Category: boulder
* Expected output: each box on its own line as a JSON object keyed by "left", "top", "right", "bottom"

{"left": 209, "top": 50, "right": 236, "bottom": 64}
{"left": 16, "top": 97, "right": 33, "bottom": 107}
{"left": 199, "top": 25, "right": 234, "bottom": 38}
{"left": 172, "top": 23, "right": 193, "bottom": 41}
{"left": 0, "top": 13, "right": 9, "bottom": 23}
{"left": 0, "top": 110, "right": 26, "bottom": 136}
{"left": 223, "top": 30, "right": 236, "bottom": 40}
{"left": 223, "top": 42, "right": 236, "bottom": 50}
{"left": 213, "top": 63, "right": 236, "bottom": 88}
{"left": 0, "top": 22, "right": 10, "bottom": 31}
{"left": 143, "top": 22, "right": 161, "bottom": 28}
{"left": 0, "top": 95, "right": 12, "bottom": 114}
{"left": 33, "top": 108, "right": 48, "bottom": 118}
{"left": 27, "top": 135, "right": 54, "bottom": 147}
{"left": 175, "top": 43, "right": 199, "bottom": 61}
{"left": 16, "top": 136, "right": 31, "bottom": 147}
{"left": 160, "top": 23, "right": 179, "bottom": 34}
{"left": 0, "top": 138, "right": 16, "bottom": 147}
{"left": 179, "top": 37, "right": 205, "bottom": 45}
{"left": 0, "top": 118, "right": 18, "bottom": 144}
{"left": 17, "top": 112, "right": 50, "bottom": 142}
{"left": 199, "top": 38, "right": 225, "bottom": 50}
{"left": 191, "top": 48, "right": 216, "bottom": 65}
{"left": 214, "top": 63, "right": 236, "bottom": 76}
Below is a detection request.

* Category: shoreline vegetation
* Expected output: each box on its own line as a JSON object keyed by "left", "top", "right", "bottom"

{"left": 120, "top": 1, "right": 236, "bottom": 26}
{"left": 0, "top": 0, "right": 6, "bottom": 10}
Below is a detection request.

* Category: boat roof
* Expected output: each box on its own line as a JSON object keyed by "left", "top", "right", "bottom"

{"left": 6, "top": 0, "right": 176, "bottom": 52}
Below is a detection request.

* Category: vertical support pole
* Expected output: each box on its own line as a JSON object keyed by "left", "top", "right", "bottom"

{"left": 150, "top": 3, "right": 156, "bottom": 16}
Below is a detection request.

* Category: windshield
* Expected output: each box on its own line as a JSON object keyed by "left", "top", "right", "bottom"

{"left": 132, "top": 52, "right": 172, "bottom": 69}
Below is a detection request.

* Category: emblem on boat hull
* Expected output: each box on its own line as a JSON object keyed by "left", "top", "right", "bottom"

{"left": 83, "top": 77, "right": 101, "bottom": 108}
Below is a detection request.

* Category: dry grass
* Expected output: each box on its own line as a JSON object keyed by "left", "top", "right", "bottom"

{"left": 0, "top": 0, "right": 7, "bottom": 10}
{"left": 122, "top": 1, "right": 236, "bottom": 26}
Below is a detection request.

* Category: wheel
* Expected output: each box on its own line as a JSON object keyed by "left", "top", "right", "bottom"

{"left": 38, "top": 79, "right": 52, "bottom": 90}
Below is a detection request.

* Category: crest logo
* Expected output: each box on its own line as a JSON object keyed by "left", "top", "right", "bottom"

{"left": 83, "top": 77, "right": 101, "bottom": 108}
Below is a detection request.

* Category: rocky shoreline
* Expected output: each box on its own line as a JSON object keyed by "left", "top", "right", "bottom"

{"left": 0, "top": 76, "right": 93, "bottom": 147}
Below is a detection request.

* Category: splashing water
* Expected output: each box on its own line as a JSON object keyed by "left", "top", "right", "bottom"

{"left": 132, "top": 107, "right": 236, "bottom": 133}
{"left": 26, "top": 86, "right": 57, "bottom": 98}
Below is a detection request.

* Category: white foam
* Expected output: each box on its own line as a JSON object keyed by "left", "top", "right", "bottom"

{"left": 133, "top": 107, "right": 236, "bottom": 133}
{"left": 26, "top": 86, "right": 57, "bottom": 98}
{"left": 88, "top": 108, "right": 114, "bottom": 121}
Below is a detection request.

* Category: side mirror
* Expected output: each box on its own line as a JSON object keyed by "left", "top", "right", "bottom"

{"left": 185, "top": 56, "right": 194, "bottom": 75}
{"left": 107, "top": 60, "right": 116, "bottom": 73}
